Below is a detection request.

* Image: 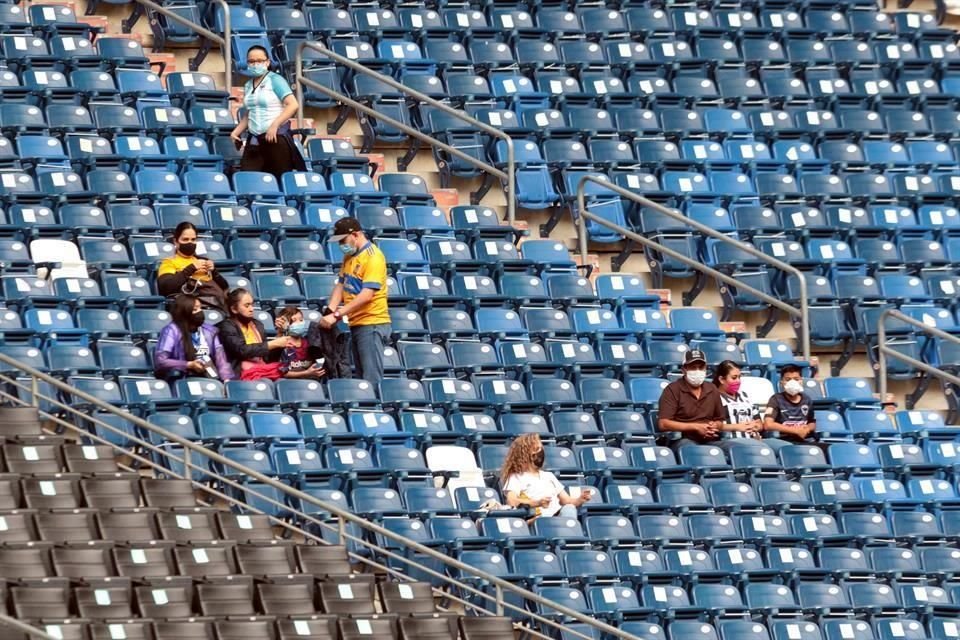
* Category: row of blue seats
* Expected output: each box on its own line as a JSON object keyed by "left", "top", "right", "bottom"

{"left": 229, "top": 474, "right": 960, "bottom": 538}
{"left": 139, "top": 405, "right": 951, "bottom": 447}
{"left": 204, "top": 444, "right": 960, "bottom": 506}
{"left": 0, "top": 103, "right": 235, "bottom": 136}
{"left": 218, "top": 6, "right": 944, "bottom": 42}
{"left": 230, "top": 32, "right": 960, "bottom": 70}
{"left": 471, "top": 577, "right": 960, "bottom": 622}
{"left": 476, "top": 106, "right": 960, "bottom": 139}
{"left": 550, "top": 167, "right": 960, "bottom": 201}
{"left": 0, "top": 135, "right": 366, "bottom": 177}
{"left": 304, "top": 65, "right": 960, "bottom": 113}
{"left": 502, "top": 547, "right": 960, "bottom": 583}
{"left": 551, "top": 618, "right": 960, "bottom": 640}
{"left": 0, "top": 203, "right": 517, "bottom": 243}
{"left": 0, "top": 236, "right": 576, "bottom": 278}
{"left": 0, "top": 36, "right": 161, "bottom": 71}
{"left": 519, "top": 139, "right": 960, "bottom": 171}
{"left": 0, "top": 271, "right": 653, "bottom": 315}
{"left": 663, "top": 203, "right": 960, "bottom": 239}
{"left": 0, "top": 170, "right": 424, "bottom": 210}
{"left": 703, "top": 236, "right": 960, "bottom": 269}
{"left": 0, "top": 4, "right": 94, "bottom": 35}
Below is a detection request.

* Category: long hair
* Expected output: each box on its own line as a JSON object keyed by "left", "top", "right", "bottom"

{"left": 500, "top": 433, "right": 542, "bottom": 487}
{"left": 712, "top": 359, "right": 741, "bottom": 388}
{"left": 171, "top": 294, "right": 199, "bottom": 361}
{"left": 226, "top": 288, "right": 251, "bottom": 320}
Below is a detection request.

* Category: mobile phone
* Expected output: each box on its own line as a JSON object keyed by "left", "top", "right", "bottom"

{"left": 233, "top": 137, "right": 243, "bottom": 151}
{"left": 205, "top": 365, "right": 218, "bottom": 378}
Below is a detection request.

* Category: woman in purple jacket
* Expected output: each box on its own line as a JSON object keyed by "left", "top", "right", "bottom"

{"left": 154, "top": 294, "right": 234, "bottom": 381}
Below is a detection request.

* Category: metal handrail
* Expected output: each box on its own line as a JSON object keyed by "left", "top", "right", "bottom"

{"left": 126, "top": 0, "right": 232, "bottom": 94}
{"left": 0, "top": 351, "right": 640, "bottom": 640}
{"left": 0, "top": 614, "right": 58, "bottom": 639}
{"left": 293, "top": 41, "right": 517, "bottom": 225}
{"left": 576, "top": 176, "right": 811, "bottom": 362}
{"left": 0, "top": 379, "right": 568, "bottom": 639}
{"left": 16, "top": 396, "right": 578, "bottom": 640}
{"left": 877, "top": 308, "right": 960, "bottom": 400}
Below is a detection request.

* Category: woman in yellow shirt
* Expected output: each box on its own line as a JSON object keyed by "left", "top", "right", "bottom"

{"left": 157, "top": 222, "right": 229, "bottom": 312}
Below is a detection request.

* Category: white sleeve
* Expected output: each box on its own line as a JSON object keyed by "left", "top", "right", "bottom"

{"left": 543, "top": 471, "right": 564, "bottom": 493}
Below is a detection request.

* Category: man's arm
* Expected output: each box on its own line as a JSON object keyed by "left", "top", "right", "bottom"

{"left": 327, "top": 281, "right": 344, "bottom": 310}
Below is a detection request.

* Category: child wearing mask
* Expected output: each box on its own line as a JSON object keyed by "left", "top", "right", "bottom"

{"left": 274, "top": 306, "right": 326, "bottom": 380}
{"left": 763, "top": 364, "right": 817, "bottom": 447}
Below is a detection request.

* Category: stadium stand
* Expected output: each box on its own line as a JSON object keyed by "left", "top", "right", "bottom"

{"left": 0, "top": 0, "right": 959, "bottom": 638}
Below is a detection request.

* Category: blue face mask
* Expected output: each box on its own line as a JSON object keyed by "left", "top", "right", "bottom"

{"left": 287, "top": 320, "right": 308, "bottom": 337}
{"left": 339, "top": 242, "right": 357, "bottom": 256}
{"left": 247, "top": 63, "right": 269, "bottom": 77}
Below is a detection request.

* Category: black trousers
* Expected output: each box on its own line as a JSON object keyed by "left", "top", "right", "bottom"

{"left": 240, "top": 134, "right": 306, "bottom": 182}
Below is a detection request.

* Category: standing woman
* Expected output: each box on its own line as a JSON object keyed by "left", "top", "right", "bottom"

{"left": 229, "top": 46, "right": 306, "bottom": 182}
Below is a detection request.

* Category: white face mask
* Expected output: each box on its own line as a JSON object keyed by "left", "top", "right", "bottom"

{"left": 685, "top": 370, "right": 707, "bottom": 387}
{"left": 783, "top": 380, "right": 804, "bottom": 396}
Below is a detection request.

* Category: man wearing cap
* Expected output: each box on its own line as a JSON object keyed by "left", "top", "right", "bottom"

{"left": 320, "top": 217, "right": 391, "bottom": 384}
{"left": 657, "top": 349, "right": 727, "bottom": 450}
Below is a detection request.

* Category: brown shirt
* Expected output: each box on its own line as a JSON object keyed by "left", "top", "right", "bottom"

{"left": 658, "top": 378, "right": 726, "bottom": 443}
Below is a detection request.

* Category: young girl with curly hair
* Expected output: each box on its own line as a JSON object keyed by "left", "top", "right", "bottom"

{"left": 500, "top": 434, "right": 592, "bottom": 519}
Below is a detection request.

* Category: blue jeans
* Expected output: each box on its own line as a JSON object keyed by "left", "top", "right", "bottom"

{"left": 350, "top": 323, "right": 391, "bottom": 384}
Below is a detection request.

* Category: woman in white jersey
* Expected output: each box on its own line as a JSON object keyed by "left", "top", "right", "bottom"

{"left": 500, "top": 434, "right": 592, "bottom": 520}
{"left": 229, "top": 46, "right": 306, "bottom": 181}
{"left": 713, "top": 360, "right": 763, "bottom": 448}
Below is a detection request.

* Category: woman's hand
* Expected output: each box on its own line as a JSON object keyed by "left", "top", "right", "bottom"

{"left": 535, "top": 497, "right": 552, "bottom": 508}
{"left": 267, "top": 336, "right": 294, "bottom": 350}
{"left": 577, "top": 489, "right": 593, "bottom": 506}
{"left": 186, "top": 360, "right": 206, "bottom": 374}
{"left": 275, "top": 316, "right": 289, "bottom": 333}
{"left": 265, "top": 125, "right": 279, "bottom": 143}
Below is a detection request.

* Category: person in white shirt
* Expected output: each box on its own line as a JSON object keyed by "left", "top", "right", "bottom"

{"left": 500, "top": 434, "right": 591, "bottom": 519}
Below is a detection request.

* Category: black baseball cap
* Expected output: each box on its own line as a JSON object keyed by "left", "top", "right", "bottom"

{"left": 682, "top": 349, "right": 707, "bottom": 366}
{"left": 329, "top": 217, "right": 363, "bottom": 242}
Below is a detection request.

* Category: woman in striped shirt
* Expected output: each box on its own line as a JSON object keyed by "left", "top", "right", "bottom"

{"left": 713, "top": 360, "right": 764, "bottom": 446}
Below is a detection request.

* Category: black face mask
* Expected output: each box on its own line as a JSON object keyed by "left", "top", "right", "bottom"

{"left": 533, "top": 451, "right": 545, "bottom": 468}
{"left": 189, "top": 311, "right": 205, "bottom": 329}
{"left": 178, "top": 242, "right": 197, "bottom": 257}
